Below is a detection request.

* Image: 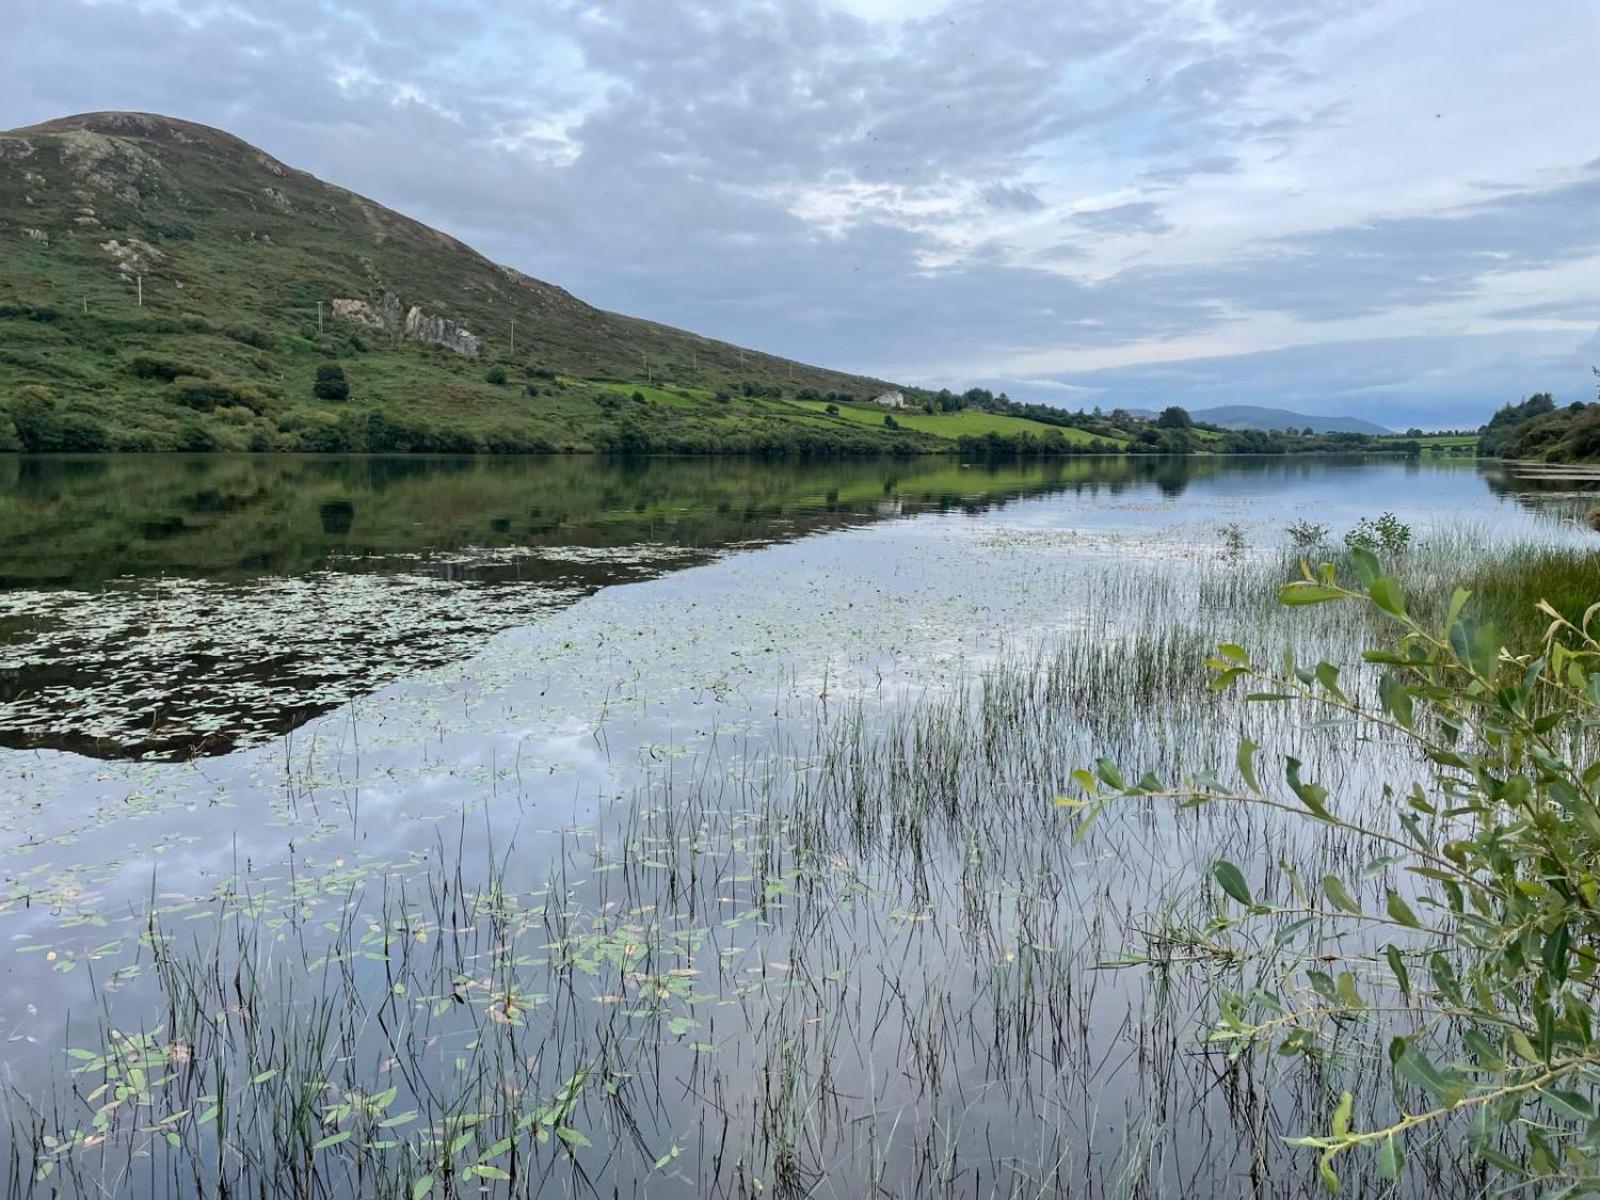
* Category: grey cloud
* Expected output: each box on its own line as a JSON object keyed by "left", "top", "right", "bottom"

{"left": 1070, "top": 201, "right": 1172, "bottom": 235}
{"left": 980, "top": 183, "right": 1044, "bottom": 212}
{"left": 1126, "top": 166, "right": 1600, "bottom": 323}
{"left": 0, "top": 0, "right": 1593, "bottom": 424}
{"left": 1033, "top": 329, "right": 1596, "bottom": 427}
{"left": 1488, "top": 298, "right": 1600, "bottom": 321}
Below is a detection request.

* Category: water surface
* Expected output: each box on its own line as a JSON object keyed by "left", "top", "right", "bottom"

{"left": 0, "top": 453, "right": 1593, "bottom": 1197}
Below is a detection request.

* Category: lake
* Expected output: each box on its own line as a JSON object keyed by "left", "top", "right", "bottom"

{"left": 0, "top": 453, "right": 1595, "bottom": 1197}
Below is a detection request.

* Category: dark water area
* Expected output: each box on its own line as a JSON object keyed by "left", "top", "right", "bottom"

{"left": 0, "top": 451, "right": 1500, "bottom": 760}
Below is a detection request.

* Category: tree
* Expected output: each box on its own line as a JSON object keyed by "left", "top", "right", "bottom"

{"left": 1068, "top": 557, "right": 1600, "bottom": 1193}
{"left": 1156, "top": 405, "right": 1192, "bottom": 429}
{"left": 313, "top": 364, "right": 349, "bottom": 401}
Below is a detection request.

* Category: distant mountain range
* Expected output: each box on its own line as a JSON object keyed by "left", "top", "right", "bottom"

{"left": 1127, "top": 405, "right": 1392, "bottom": 435}
{"left": 1192, "top": 405, "right": 1393, "bottom": 435}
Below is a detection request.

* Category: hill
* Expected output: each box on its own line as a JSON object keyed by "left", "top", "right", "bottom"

{"left": 1188, "top": 405, "right": 1391, "bottom": 435}
{"left": 0, "top": 111, "right": 956, "bottom": 455}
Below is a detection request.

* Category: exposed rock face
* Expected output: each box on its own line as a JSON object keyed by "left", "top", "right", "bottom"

{"left": 331, "top": 292, "right": 480, "bottom": 357}
{"left": 873, "top": 390, "right": 907, "bottom": 409}
{"left": 404, "top": 305, "right": 480, "bottom": 357}
{"left": 99, "top": 237, "right": 163, "bottom": 277}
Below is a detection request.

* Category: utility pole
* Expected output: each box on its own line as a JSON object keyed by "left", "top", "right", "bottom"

{"left": 137, "top": 275, "right": 143, "bottom": 307}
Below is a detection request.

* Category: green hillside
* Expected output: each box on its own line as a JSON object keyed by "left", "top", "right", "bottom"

{"left": 786, "top": 398, "right": 1114, "bottom": 444}
{"left": 0, "top": 112, "right": 937, "bottom": 455}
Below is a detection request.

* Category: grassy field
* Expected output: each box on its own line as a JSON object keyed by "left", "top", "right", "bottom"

{"left": 1377, "top": 433, "right": 1480, "bottom": 450}
{"left": 786, "top": 399, "right": 1121, "bottom": 445}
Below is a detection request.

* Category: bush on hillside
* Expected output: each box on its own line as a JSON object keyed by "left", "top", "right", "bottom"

{"left": 313, "top": 364, "right": 350, "bottom": 402}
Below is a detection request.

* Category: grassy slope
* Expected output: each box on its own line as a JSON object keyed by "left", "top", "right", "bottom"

{"left": 0, "top": 112, "right": 935, "bottom": 454}
{"left": 786, "top": 399, "right": 1118, "bottom": 445}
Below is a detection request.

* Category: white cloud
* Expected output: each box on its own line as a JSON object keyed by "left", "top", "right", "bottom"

{"left": 3, "top": 0, "right": 1598, "bottom": 424}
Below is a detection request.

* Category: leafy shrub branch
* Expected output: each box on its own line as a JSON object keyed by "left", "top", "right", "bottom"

{"left": 1064, "top": 547, "right": 1600, "bottom": 1193}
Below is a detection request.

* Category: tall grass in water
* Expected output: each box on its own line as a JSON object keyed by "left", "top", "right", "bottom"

{"left": 6, "top": 528, "right": 1594, "bottom": 1197}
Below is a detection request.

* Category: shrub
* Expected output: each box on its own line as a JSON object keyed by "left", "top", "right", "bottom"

{"left": 631, "top": 391, "right": 646, "bottom": 404}
{"left": 825, "top": 404, "right": 840, "bottom": 416}
{"left": 171, "top": 376, "right": 228, "bottom": 412}
{"left": 1285, "top": 519, "right": 1330, "bottom": 550}
{"left": 884, "top": 415, "right": 899, "bottom": 429}
{"left": 56, "top": 410, "right": 109, "bottom": 451}
{"left": 313, "top": 364, "right": 350, "bottom": 402}
{"left": 129, "top": 355, "right": 198, "bottom": 382}
{"left": 485, "top": 365, "right": 508, "bottom": 386}
{"left": 1344, "top": 512, "right": 1411, "bottom": 555}
{"left": 176, "top": 421, "right": 217, "bottom": 452}
{"left": 1069, "top": 554, "right": 1600, "bottom": 1192}
{"left": 226, "top": 326, "right": 275, "bottom": 351}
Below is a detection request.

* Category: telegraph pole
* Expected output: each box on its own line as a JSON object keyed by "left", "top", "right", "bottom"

{"left": 137, "top": 275, "right": 143, "bottom": 307}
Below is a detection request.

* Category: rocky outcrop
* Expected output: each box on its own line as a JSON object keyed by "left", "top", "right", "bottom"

{"left": 331, "top": 294, "right": 401, "bottom": 332}
{"left": 403, "top": 305, "right": 480, "bottom": 357}
{"left": 873, "top": 390, "right": 907, "bottom": 409}
{"left": 331, "top": 292, "right": 479, "bottom": 357}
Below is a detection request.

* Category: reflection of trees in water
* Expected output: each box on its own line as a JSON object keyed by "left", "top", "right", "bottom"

{"left": 1479, "top": 463, "right": 1600, "bottom": 525}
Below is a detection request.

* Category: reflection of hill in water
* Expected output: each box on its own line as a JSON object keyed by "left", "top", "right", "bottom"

{"left": 0, "top": 453, "right": 1223, "bottom": 760}
{"left": 0, "top": 454, "right": 1223, "bottom": 588}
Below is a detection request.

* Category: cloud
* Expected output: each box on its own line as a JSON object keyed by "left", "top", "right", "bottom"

{"left": 1030, "top": 328, "right": 1600, "bottom": 427}
{"left": 980, "top": 183, "right": 1045, "bottom": 212}
{"left": 1070, "top": 201, "right": 1172, "bottom": 235}
{"left": 2, "top": 0, "right": 1597, "bottom": 423}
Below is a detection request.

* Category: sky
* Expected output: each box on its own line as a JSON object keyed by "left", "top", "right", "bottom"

{"left": 5, "top": 0, "right": 1599, "bottom": 428}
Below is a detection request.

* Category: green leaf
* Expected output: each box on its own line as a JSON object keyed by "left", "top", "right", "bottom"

{"left": 1280, "top": 583, "right": 1345, "bottom": 606}
{"left": 1334, "top": 971, "right": 1365, "bottom": 1011}
{"left": 1384, "top": 890, "right": 1421, "bottom": 929}
{"left": 556, "top": 1126, "right": 591, "bottom": 1149}
{"left": 1331, "top": 1091, "right": 1354, "bottom": 1137}
{"left": 1543, "top": 922, "right": 1571, "bottom": 984}
{"left": 1349, "top": 546, "right": 1381, "bottom": 586}
{"left": 1213, "top": 861, "right": 1253, "bottom": 907}
{"left": 1384, "top": 944, "right": 1411, "bottom": 1003}
{"left": 1318, "top": 1151, "right": 1340, "bottom": 1195}
{"left": 1376, "top": 1133, "right": 1404, "bottom": 1180}
{"left": 1094, "top": 757, "right": 1127, "bottom": 791}
{"left": 1235, "top": 739, "right": 1261, "bottom": 792}
{"left": 1369, "top": 576, "right": 1405, "bottom": 617}
{"left": 1539, "top": 1088, "right": 1595, "bottom": 1123}
{"left": 1285, "top": 758, "right": 1332, "bottom": 820}
{"left": 1378, "top": 674, "right": 1414, "bottom": 729}
{"left": 1322, "top": 875, "right": 1362, "bottom": 915}
{"left": 312, "top": 1131, "right": 352, "bottom": 1151}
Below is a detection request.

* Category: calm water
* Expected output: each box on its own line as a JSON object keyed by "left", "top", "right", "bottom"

{"left": 0, "top": 453, "right": 1595, "bottom": 1197}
